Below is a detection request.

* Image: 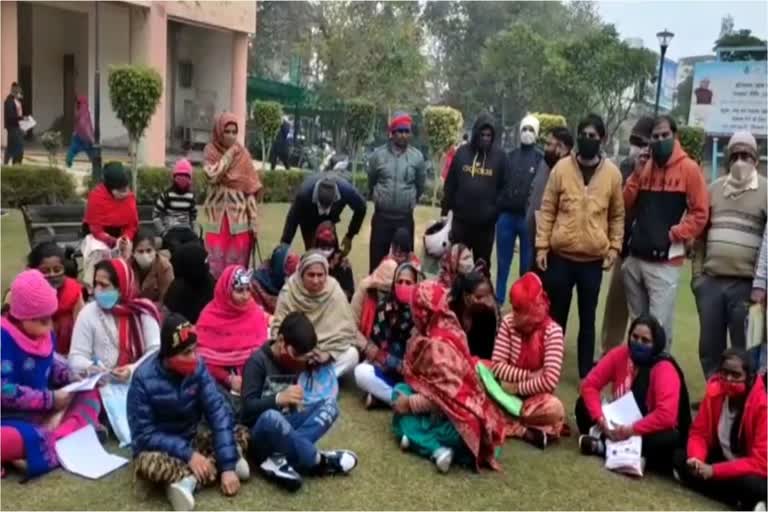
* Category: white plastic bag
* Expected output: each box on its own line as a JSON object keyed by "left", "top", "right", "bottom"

{"left": 605, "top": 436, "right": 644, "bottom": 477}
{"left": 99, "top": 382, "right": 132, "bottom": 448}
{"left": 747, "top": 303, "right": 765, "bottom": 349}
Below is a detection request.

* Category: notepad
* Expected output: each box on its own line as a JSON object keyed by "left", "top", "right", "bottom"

{"left": 59, "top": 371, "right": 108, "bottom": 392}
{"left": 55, "top": 425, "right": 129, "bottom": 479}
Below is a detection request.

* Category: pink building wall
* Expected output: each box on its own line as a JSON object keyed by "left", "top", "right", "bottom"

{"left": 1, "top": 1, "right": 19, "bottom": 143}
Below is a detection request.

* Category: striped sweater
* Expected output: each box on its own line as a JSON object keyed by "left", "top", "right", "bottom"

{"left": 153, "top": 187, "right": 197, "bottom": 233}
{"left": 491, "top": 315, "right": 564, "bottom": 397}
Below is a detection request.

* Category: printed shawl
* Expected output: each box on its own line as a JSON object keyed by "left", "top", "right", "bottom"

{"left": 203, "top": 112, "right": 262, "bottom": 195}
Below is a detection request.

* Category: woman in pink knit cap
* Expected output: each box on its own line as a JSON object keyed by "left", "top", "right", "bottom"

{"left": 1, "top": 270, "right": 101, "bottom": 479}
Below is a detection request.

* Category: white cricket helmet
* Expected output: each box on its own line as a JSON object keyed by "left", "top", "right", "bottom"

{"left": 423, "top": 211, "right": 453, "bottom": 259}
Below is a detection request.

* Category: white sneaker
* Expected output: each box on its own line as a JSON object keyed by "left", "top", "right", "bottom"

{"left": 400, "top": 435, "right": 410, "bottom": 451}
{"left": 235, "top": 456, "right": 251, "bottom": 481}
{"left": 432, "top": 447, "right": 453, "bottom": 474}
{"left": 753, "top": 501, "right": 766, "bottom": 512}
{"left": 259, "top": 455, "right": 302, "bottom": 492}
{"left": 166, "top": 476, "right": 197, "bottom": 511}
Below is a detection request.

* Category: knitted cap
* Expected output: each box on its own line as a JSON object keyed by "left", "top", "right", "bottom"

{"left": 10, "top": 270, "right": 58, "bottom": 320}
{"left": 389, "top": 111, "right": 412, "bottom": 132}
{"left": 160, "top": 313, "right": 197, "bottom": 359}
{"left": 728, "top": 131, "right": 758, "bottom": 160}
{"left": 173, "top": 159, "right": 193, "bottom": 177}
{"left": 520, "top": 114, "right": 540, "bottom": 137}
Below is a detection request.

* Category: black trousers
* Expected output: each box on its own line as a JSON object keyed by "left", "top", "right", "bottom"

{"left": 542, "top": 253, "right": 603, "bottom": 378}
{"left": 574, "top": 397, "right": 680, "bottom": 473}
{"left": 450, "top": 218, "right": 496, "bottom": 271}
{"left": 369, "top": 211, "right": 414, "bottom": 273}
{"left": 673, "top": 448, "right": 767, "bottom": 510}
{"left": 4, "top": 127, "right": 24, "bottom": 165}
{"left": 162, "top": 226, "right": 201, "bottom": 255}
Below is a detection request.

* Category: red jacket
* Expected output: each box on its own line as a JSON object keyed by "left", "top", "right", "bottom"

{"left": 687, "top": 375, "right": 767, "bottom": 480}
{"left": 580, "top": 345, "right": 681, "bottom": 436}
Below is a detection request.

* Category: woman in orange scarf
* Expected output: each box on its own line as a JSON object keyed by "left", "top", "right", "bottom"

{"left": 202, "top": 113, "right": 263, "bottom": 278}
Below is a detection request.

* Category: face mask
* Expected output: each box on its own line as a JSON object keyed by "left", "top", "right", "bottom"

{"left": 729, "top": 160, "right": 754, "bottom": 181}
{"left": 520, "top": 131, "right": 536, "bottom": 146}
{"left": 394, "top": 283, "right": 414, "bottom": 304}
{"left": 628, "top": 340, "right": 655, "bottom": 366}
{"left": 46, "top": 274, "right": 65, "bottom": 289}
{"left": 577, "top": 137, "right": 600, "bottom": 160}
{"left": 650, "top": 138, "right": 675, "bottom": 166}
{"left": 173, "top": 176, "right": 191, "bottom": 192}
{"left": 94, "top": 289, "right": 120, "bottom": 310}
{"left": 134, "top": 252, "right": 155, "bottom": 269}
{"left": 544, "top": 150, "right": 560, "bottom": 169}
{"left": 722, "top": 380, "right": 747, "bottom": 398}
{"left": 166, "top": 356, "right": 198, "bottom": 377}
{"left": 318, "top": 248, "right": 334, "bottom": 260}
{"left": 277, "top": 346, "right": 306, "bottom": 373}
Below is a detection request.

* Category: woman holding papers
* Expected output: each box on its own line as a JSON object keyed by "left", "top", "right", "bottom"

{"left": 491, "top": 273, "right": 566, "bottom": 449}
{"left": 575, "top": 314, "right": 691, "bottom": 473}
{"left": 673, "top": 349, "right": 766, "bottom": 511}
{"left": 1, "top": 270, "right": 101, "bottom": 478}
{"left": 69, "top": 259, "right": 160, "bottom": 380}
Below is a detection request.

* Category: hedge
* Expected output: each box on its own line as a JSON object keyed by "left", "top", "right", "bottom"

{"left": 678, "top": 126, "right": 706, "bottom": 164}
{"left": 1, "top": 166, "right": 79, "bottom": 207}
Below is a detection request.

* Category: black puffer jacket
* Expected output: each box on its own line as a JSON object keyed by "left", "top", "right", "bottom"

{"left": 498, "top": 144, "right": 544, "bottom": 215}
{"left": 441, "top": 113, "right": 507, "bottom": 225}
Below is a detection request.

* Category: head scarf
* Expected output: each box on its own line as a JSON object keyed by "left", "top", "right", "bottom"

{"left": 53, "top": 277, "right": 83, "bottom": 355}
{"left": 404, "top": 281, "right": 506, "bottom": 470}
{"left": 197, "top": 265, "right": 269, "bottom": 369}
{"left": 203, "top": 112, "right": 263, "bottom": 195}
{"left": 84, "top": 167, "right": 138, "bottom": 232}
{"left": 353, "top": 258, "right": 399, "bottom": 334}
{"left": 252, "top": 244, "right": 299, "bottom": 296}
{"left": 74, "top": 95, "right": 94, "bottom": 142}
{"left": 272, "top": 252, "right": 357, "bottom": 359}
{"left": 313, "top": 221, "right": 339, "bottom": 250}
{"left": 509, "top": 272, "right": 552, "bottom": 370}
{"left": 165, "top": 242, "right": 214, "bottom": 323}
{"left": 438, "top": 243, "right": 474, "bottom": 289}
{"left": 107, "top": 258, "right": 160, "bottom": 366}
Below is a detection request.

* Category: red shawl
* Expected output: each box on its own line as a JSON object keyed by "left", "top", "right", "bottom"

{"left": 109, "top": 259, "right": 160, "bottom": 366}
{"left": 509, "top": 272, "right": 551, "bottom": 371}
{"left": 203, "top": 112, "right": 263, "bottom": 195}
{"left": 53, "top": 277, "right": 82, "bottom": 355}
{"left": 84, "top": 183, "right": 138, "bottom": 233}
{"left": 197, "top": 265, "right": 269, "bottom": 381}
{"left": 404, "top": 281, "right": 506, "bottom": 470}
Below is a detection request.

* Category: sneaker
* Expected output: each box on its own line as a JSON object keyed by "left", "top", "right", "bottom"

{"left": 578, "top": 435, "right": 604, "bottom": 456}
{"left": 259, "top": 455, "right": 302, "bottom": 492}
{"left": 400, "top": 435, "right": 410, "bottom": 451}
{"left": 316, "top": 450, "right": 358, "bottom": 476}
{"left": 235, "top": 456, "right": 251, "bottom": 481}
{"left": 754, "top": 501, "right": 766, "bottom": 512}
{"left": 364, "top": 393, "right": 375, "bottom": 409}
{"left": 672, "top": 468, "right": 681, "bottom": 482}
{"left": 526, "top": 429, "right": 548, "bottom": 450}
{"left": 431, "top": 447, "right": 453, "bottom": 474}
{"left": 166, "top": 476, "right": 197, "bottom": 511}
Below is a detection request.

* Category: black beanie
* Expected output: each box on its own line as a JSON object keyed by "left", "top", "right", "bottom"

{"left": 102, "top": 161, "right": 130, "bottom": 190}
{"left": 160, "top": 313, "right": 197, "bottom": 359}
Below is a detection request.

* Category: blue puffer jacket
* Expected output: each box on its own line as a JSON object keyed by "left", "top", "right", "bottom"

{"left": 127, "top": 354, "right": 238, "bottom": 472}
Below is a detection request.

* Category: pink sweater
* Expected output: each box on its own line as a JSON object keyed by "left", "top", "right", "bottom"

{"left": 580, "top": 345, "right": 681, "bottom": 436}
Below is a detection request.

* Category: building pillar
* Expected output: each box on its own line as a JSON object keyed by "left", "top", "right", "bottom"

{"left": 1, "top": 1, "right": 19, "bottom": 145}
{"left": 231, "top": 32, "right": 248, "bottom": 146}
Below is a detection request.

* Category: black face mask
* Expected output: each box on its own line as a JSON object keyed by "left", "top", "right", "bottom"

{"left": 544, "top": 150, "right": 561, "bottom": 169}
{"left": 577, "top": 137, "right": 601, "bottom": 160}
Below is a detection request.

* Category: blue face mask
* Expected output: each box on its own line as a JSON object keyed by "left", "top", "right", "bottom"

{"left": 628, "top": 340, "right": 655, "bottom": 366}
{"left": 94, "top": 289, "right": 120, "bottom": 310}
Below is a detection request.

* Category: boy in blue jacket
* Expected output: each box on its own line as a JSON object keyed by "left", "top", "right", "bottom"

{"left": 128, "top": 314, "right": 250, "bottom": 511}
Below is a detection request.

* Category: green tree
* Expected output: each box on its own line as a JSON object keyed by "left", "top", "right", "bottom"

{"left": 671, "top": 74, "right": 694, "bottom": 124}
{"left": 108, "top": 65, "right": 163, "bottom": 191}
{"left": 714, "top": 29, "right": 768, "bottom": 61}
{"left": 423, "top": 106, "right": 463, "bottom": 206}
{"left": 250, "top": 100, "right": 284, "bottom": 165}
{"left": 345, "top": 99, "right": 376, "bottom": 185}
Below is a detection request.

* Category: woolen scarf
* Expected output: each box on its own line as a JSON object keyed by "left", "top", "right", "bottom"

{"left": 203, "top": 112, "right": 262, "bottom": 195}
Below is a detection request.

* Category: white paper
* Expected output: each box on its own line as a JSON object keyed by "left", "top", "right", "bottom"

{"left": 601, "top": 392, "right": 643, "bottom": 427}
{"left": 60, "top": 371, "right": 108, "bottom": 392}
{"left": 19, "top": 116, "right": 36, "bottom": 133}
{"left": 55, "top": 425, "right": 128, "bottom": 479}
{"left": 99, "top": 383, "right": 132, "bottom": 448}
{"left": 668, "top": 242, "right": 685, "bottom": 260}
{"left": 605, "top": 436, "right": 644, "bottom": 477}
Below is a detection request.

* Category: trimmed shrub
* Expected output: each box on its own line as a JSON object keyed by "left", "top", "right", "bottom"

{"left": 423, "top": 106, "right": 464, "bottom": 206}
{"left": 678, "top": 126, "right": 706, "bottom": 164}
{"left": 250, "top": 100, "right": 283, "bottom": 164}
{"left": 347, "top": 99, "right": 376, "bottom": 185}
{"left": 532, "top": 113, "right": 567, "bottom": 144}
{"left": 1, "top": 166, "right": 79, "bottom": 207}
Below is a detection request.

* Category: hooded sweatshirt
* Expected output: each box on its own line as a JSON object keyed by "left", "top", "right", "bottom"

{"left": 441, "top": 113, "right": 507, "bottom": 225}
{"left": 499, "top": 144, "right": 544, "bottom": 215}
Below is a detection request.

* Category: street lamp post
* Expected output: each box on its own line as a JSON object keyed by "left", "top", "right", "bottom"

{"left": 91, "top": 1, "right": 102, "bottom": 182}
{"left": 654, "top": 29, "right": 675, "bottom": 116}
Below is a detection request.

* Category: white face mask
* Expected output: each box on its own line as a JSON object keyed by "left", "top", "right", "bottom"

{"left": 318, "top": 248, "right": 334, "bottom": 260}
{"left": 628, "top": 145, "right": 643, "bottom": 159}
{"left": 520, "top": 131, "right": 537, "bottom": 146}
{"left": 730, "top": 160, "right": 755, "bottom": 181}
{"left": 135, "top": 251, "right": 155, "bottom": 269}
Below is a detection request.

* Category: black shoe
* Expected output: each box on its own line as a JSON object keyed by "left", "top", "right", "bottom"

{"left": 314, "top": 450, "right": 358, "bottom": 476}
{"left": 526, "top": 429, "right": 548, "bottom": 450}
{"left": 578, "top": 435, "right": 604, "bottom": 456}
{"left": 259, "top": 455, "right": 302, "bottom": 492}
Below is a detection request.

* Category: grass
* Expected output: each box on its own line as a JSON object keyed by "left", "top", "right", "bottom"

{"left": 0, "top": 204, "right": 719, "bottom": 510}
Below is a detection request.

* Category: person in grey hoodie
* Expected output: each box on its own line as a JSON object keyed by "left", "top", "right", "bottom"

{"left": 366, "top": 112, "right": 426, "bottom": 273}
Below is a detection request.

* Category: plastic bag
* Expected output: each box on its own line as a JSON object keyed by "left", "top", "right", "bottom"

{"left": 605, "top": 436, "right": 644, "bottom": 477}
{"left": 747, "top": 303, "right": 765, "bottom": 349}
{"left": 99, "top": 382, "right": 132, "bottom": 448}
{"left": 298, "top": 364, "right": 339, "bottom": 405}
{"left": 475, "top": 362, "right": 523, "bottom": 416}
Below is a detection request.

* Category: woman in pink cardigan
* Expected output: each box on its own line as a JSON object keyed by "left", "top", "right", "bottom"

{"left": 575, "top": 314, "right": 692, "bottom": 473}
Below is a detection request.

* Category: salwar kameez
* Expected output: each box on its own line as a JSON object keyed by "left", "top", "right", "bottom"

{"left": 503, "top": 393, "right": 566, "bottom": 439}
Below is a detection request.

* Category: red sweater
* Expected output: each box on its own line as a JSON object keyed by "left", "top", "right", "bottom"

{"left": 580, "top": 345, "right": 681, "bottom": 436}
{"left": 687, "top": 375, "right": 767, "bottom": 480}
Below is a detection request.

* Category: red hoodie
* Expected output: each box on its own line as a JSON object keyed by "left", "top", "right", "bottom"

{"left": 687, "top": 374, "right": 767, "bottom": 480}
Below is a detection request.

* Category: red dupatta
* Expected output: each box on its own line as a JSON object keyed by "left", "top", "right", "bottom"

{"left": 403, "top": 281, "right": 506, "bottom": 470}
{"left": 509, "top": 272, "right": 551, "bottom": 371}
{"left": 84, "top": 183, "right": 138, "bottom": 232}
{"left": 53, "top": 277, "right": 82, "bottom": 355}
{"left": 109, "top": 259, "right": 159, "bottom": 366}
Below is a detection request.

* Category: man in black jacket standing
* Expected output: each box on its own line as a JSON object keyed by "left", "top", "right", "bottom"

{"left": 441, "top": 112, "right": 507, "bottom": 268}
{"left": 3, "top": 82, "right": 24, "bottom": 165}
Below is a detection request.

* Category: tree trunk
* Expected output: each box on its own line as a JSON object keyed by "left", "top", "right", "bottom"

{"left": 431, "top": 153, "right": 445, "bottom": 208}
{"left": 130, "top": 138, "right": 138, "bottom": 194}
{"left": 261, "top": 136, "right": 267, "bottom": 170}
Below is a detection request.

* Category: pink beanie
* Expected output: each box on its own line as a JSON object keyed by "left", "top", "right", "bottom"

{"left": 10, "top": 270, "right": 58, "bottom": 320}
{"left": 173, "top": 158, "right": 193, "bottom": 177}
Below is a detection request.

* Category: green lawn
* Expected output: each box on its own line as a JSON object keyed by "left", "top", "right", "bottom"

{"left": 1, "top": 204, "right": 718, "bottom": 510}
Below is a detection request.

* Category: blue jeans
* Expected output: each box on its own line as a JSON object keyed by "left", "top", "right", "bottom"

{"left": 495, "top": 212, "right": 532, "bottom": 303}
{"left": 249, "top": 398, "right": 339, "bottom": 471}
{"left": 66, "top": 134, "right": 93, "bottom": 167}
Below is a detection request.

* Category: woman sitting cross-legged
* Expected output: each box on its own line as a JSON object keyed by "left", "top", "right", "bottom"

{"left": 249, "top": 244, "right": 299, "bottom": 315}
{"left": 354, "top": 262, "right": 419, "bottom": 408}
{"left": 69, "top": 259, "right": 161, "bottom": 381}
{"left": 392, "top": 280, "right": 506, "bottom": 473}
{"left": 491, "top": 272, "right": 566, "bottom": 449}
{"left": 1, "top": 270, "right": 101, "bottom": 479}
{"left": 450, "top": 269, "right": 499, "bottom": 360}
{"left": 672, "top": 349, "right": 766, "bottom": 511}
{"left": 271, "top": 251, "right": 360, "bottom": 378}
{"left": 163, "top": 243, "right": 215, "bottom": 324}
{"left": 575, "top": 314, "right": 692, "bottom": 474}
{"left": 197, "top": 265, "right": 269, "bottom": 398}
{"left": 128, "top": 314, "right": 250, "bottom": 512}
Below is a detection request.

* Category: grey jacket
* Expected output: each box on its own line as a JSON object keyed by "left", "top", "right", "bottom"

{"left": 525, "top": 159, "right": 552, "bottom": 248}
{"left": 367, "top": 144, "right": 426, "bottom": 216}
